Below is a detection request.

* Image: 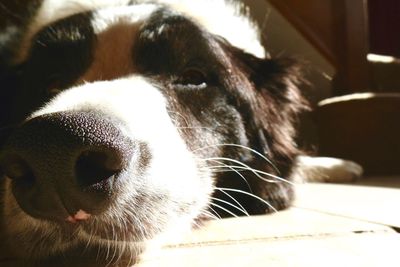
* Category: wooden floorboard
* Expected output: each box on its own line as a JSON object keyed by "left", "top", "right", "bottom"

{"left": 139, "top": 182, "right": 400, "bottom": 266}
{"left": 294, "top": 183, "right": 400, "bottom": 228}
{"left": 2, "top": 180, "right": 400, "bottom": 266}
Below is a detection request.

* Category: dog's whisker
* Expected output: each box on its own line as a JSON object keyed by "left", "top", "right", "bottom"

{"left": 111, "top": 240, "right": 120, "bottom": 266}
{"left": 105, "top": 229, "right": 112, "bottom": 263}
{"left": 83, "top": 226, "right": 94, "bottom": 253}
{"left": 85, "top": 229, "right": 93, "bottom": 251}
{"left": 193, "top": 143, "right": 280, "bottom": 174}
{"left": 208, "top": 206, "right": 222, "bottom": 220}
{"left": 261, "top": 8, "right": 272, "bottom": 32}
{"left": 167, "top": 110, "right": 190, "bottom": 127}
{"left": 200, "top": 210, "right": 220, "bottom": 220}
{"left": 216, "top": 187, "right": 278, "bottom": 213}
{"left": 208, "top": 164, "right": 296, "bottom": 187}
{"left": 206, "top": 165, "right": 254, "bottom": 173}
{"left": 203, "top": 157, "right": 294, "bottom": 186}
{"left": 110, "top": 219, "right": 118, "bottom": 262}
{"left": 119, "top": 217, "right": 129, "bottom": 263}
{"left": 210, "top": 197, "right": 249, "bottom": 216}
{"left": 95, "top": 220, "right": 103, "bottom": 261}
{"left": 126, "top": 252, "right": 135, "bottom": 267}
{"left": 214, "top": 188, "right": 249, "bottom": 216}
{"left": 168, "top": 112, "right": 213, "bottom": 130}
{"left": 95, "top": 229, "right": 102, "bottom": 261}
{"left": 190, "top": 220, "right": 201, "bottom": 229}
{"left": 110, "top": 221, "right": 121, "bottom": 264}
{"left": 204, "top": 159, "right": 253, "bottom": 192}
{"left": 209, "top": 202, "right": 239, "bottom": 218}
{"left": 176, "top": 126, "right": 213, "bottom": 129}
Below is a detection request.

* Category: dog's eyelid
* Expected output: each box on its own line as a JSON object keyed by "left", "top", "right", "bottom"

{"left": 174, "top": 67, "right": 209, "bottom": 87}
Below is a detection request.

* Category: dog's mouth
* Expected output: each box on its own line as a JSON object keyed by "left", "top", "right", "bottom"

{"left": 53, "top": 211, "right": 138, "bottom": 243}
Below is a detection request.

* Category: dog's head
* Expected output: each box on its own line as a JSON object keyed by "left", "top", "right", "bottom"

{"left": 0, "top": 0, "right": 306, "bottom": 264}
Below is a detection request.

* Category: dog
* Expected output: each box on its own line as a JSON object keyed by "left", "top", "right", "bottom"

{"left": 0, "top": 0, "right": 363, "bottom": 266}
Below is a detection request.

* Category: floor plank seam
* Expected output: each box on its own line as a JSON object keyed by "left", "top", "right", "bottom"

{"left": 162, "top": 231, "right": 394, "bottom": 249}
{"left": 293, "top": 205, "right": 400, "bottom": 230}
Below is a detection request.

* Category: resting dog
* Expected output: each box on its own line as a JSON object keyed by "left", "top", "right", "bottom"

{"left": 0, "top": 0, "right": 362, "bottom": 265}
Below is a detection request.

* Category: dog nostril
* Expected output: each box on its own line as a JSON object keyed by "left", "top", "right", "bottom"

{"left": 2, "top": 157, "right": 36, "bottom": 188}
{"left": 75, "top": 150, "right": 123, "bottom": 187}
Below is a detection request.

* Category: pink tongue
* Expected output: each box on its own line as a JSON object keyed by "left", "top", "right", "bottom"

{"left": 66, "top": 209, "right": 91, "bottom": 223}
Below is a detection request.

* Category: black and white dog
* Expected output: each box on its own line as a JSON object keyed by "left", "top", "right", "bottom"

{"left": 0, "top": 0, "right": 362, "bottom": 265}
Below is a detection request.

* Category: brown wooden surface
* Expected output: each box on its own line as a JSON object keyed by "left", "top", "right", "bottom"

{"left": 295, "top": 183, "right": 400, "bottom": 228}
{"left": 2, "top": 182, "right": 400, "bottom": 266}
{"left": 268, "top": 0, "right": 371, "bottom": 94}
{"left": 337, "top": 0, "right": 371, "bottom": 93}
{"left": 139, "top": 182, "right": 400, "bottom": 267}
{"left": 369, "top": 0, "right": 400, "bottom": 58}
{"left": 267, "top": 0, "right": 336, "bottom": 65}
{"left": 316, "top": 93, "right": 400, "bottom": 175}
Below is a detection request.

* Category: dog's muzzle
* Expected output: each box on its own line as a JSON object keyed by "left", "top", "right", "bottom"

{"left": 0, "top": 111, "right": 135, "bottom": 222}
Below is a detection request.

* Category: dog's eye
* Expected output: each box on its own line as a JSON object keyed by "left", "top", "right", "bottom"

{"left": 177, "top": 68, "right": 207, "bottom": 87}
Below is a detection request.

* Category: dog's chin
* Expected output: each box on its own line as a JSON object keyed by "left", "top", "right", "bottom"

{"left": 2, "top": 167, "right": 208, "bottom": 260}
{"left": 9, "top": 220, "right": 145, "bottom": 264}
{"left": 3, "top": 202, "right": 152, "bottom": 260}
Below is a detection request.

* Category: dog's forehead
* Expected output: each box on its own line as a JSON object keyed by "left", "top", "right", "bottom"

{"left": 79, "top": 4, "right": 159, "bottom": 82}
{"left": 90, "top": 4, "right": 157, "bottom": 34}
{"left": 16, "top": 0, "right": 265, "bottom": 64}
{"left": 24, "top": 4, "right": 206, "bottom": 84}
{"left": 80, "top": 5, "right": 214, "bottom": 82}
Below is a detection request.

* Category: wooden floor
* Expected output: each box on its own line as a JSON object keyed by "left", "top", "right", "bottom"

{"left": 1, "top": 178, "right": 399, "bottom": 266}
{"left": 139, "top": 179, "right": 400, "bottom": 267}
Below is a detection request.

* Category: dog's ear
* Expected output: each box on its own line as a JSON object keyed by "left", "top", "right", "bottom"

{"left": 222, "top": 43, "right": 309, "bottom": 174}
{"left": 214, "top": 43, "right": 310, "bottom": 214}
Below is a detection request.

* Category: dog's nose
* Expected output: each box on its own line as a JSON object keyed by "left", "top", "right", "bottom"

{"left": 0, "top": 111, "right": 134, "bottom": 221}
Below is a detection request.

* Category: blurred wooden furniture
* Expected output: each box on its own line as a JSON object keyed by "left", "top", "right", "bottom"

{"left": 267, "top": 0, "right": 370, "bottom": 95}
{"left": 369, "top": 0, "right": 400, "bottom": 58}
{"left": 316, "top": 93, "right": 400, "bottom": 175}
{"left": 267, "top": 0, "right": 400, "bottom": 176}
{"left": 267, "top": 0, "right": 400, "bottom": 94}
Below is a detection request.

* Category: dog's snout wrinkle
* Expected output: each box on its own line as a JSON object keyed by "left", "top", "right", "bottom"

{"left": 0, "top": 111, "right": 135, "bottom": 221}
